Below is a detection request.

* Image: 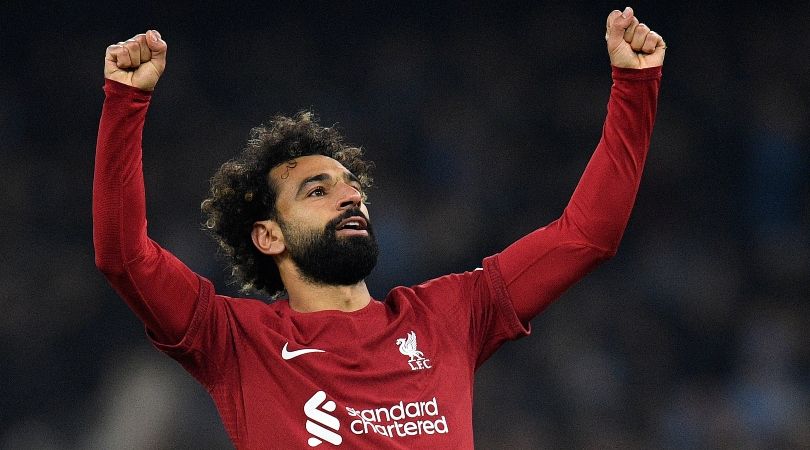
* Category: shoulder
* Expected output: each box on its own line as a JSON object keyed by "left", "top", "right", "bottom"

{"left": 210, "top": 292, "right": 290, "bottom": 320}
{"left": 406, "top": 267, "right": 487, "bottom": 297}
{"left": 382, "top": 267, "right": 488, "bottom": 312}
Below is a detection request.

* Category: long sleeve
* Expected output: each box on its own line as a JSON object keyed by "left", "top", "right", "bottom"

{"left": 93, "top": 79, "right": 200, "bottom": 344}
{"left": 486, "top": 65, "right": 662, "bottom": 325}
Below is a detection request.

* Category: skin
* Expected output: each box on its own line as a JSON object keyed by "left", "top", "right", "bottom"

{"left": 104, "top": 8, "right": 665, "bottom": 312}
{"left": 605, "top": 7, "right": 666, "bottom": 69}
{"left": 104, "top": 30, "right": 166, "bottom": 91}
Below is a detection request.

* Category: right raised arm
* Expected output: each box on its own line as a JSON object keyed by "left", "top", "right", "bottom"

{"left": 94, "top": 31, "right": 199, "bottom": 344}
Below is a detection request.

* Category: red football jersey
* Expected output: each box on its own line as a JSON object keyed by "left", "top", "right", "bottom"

{"left": 152, "top": 264, "right": 525, "bottom": 449}
{"left": 94, "top": 66, "right": 661, "bottom": 449}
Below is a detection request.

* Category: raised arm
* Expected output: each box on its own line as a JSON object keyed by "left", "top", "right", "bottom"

{"left": 93, "top": 31, "right": 199, "bottom": 343}
{"left": 488, "top": 8, "right": 665, "bottom": 324}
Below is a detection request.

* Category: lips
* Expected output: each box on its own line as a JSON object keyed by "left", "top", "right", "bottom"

{"left": 335, "top": 216, "right": 368, "bottom": 231}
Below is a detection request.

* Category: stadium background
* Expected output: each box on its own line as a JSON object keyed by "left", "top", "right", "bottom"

{"left": 2, "top": 1, "right": 808, "bottom": 448}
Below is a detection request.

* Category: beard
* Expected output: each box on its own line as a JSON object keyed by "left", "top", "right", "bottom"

{"left": 278, "top": 208, "right": 379, "bottom": 286}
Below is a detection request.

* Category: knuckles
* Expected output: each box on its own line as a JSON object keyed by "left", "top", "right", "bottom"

{"left": 123, "top": 41, "right": 140, "bottom": 51}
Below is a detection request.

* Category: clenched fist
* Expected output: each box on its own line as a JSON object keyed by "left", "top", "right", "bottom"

{"left": 105, "top": 30, "right": 167, "bottom": 91}
{"left": 606, "top": 7, "right": 665, "bottom": 69}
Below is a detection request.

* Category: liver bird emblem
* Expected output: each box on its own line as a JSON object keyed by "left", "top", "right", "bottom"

{"left": 396, "top": 331, "right": 424, "bottom": 362}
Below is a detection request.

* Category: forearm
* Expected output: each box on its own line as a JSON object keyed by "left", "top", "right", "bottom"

{"left": 93, "top": 79, "right": 198, "bottom": 342}
{"left": 498, "top": 66, "right": 662, "bottom": 323}
{"left": 93, "top": 80, "right": 152, "bottom": 269}
{"left": 565, "top": 65, "right": 661, "bottom": 253}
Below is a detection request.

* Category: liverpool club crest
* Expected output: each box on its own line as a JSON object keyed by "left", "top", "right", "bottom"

{"left": 395, "top": 331, "right": 432, "bottom": 371}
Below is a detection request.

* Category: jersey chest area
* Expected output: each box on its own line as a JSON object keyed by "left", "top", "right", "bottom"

{"left": 255, "top": 300, "right": 466, "bottom": 380}
{"left": 225, "top": 304, "right": 475, "bottom": 448}
{"left": 250, "top": 308, "right": 468, "bottom": 396}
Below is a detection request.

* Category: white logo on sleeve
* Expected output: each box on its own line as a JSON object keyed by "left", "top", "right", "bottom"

{"left": 304, "top": 391, "right": 342, "bottom": 447}
{"left": 395, "top": 331, "right": 432, "bottom": 371}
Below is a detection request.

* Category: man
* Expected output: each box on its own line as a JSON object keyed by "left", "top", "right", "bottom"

{"left": 94, "top": 7, "right": 664, "bottom": 449}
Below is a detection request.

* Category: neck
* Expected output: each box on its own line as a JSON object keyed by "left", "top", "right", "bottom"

{"left": 282, "top": 272, "right": 371, "bottom": 313}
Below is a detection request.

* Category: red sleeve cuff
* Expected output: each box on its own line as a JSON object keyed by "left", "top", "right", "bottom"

{"left": 103, "top": 78, "right": 153, "bottom": 102}
{"left": 611, "top": 65, "right": 662, "bottom": 81}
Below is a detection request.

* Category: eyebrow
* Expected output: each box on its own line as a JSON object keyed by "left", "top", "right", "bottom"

{"left": 295, "top": 172, "right": 361, "bottom": 198}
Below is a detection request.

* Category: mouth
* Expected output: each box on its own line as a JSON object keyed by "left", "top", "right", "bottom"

{"left": 335, "top": 216, "right": 369, "bottom": 236}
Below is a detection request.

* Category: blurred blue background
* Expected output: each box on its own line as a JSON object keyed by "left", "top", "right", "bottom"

{"left": 1, "top": 1, "right": 808, "bottom": 448}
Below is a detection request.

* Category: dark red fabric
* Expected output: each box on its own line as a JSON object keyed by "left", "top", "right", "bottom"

{"left": 93, "top": 66, "right": 661, "bottom": 449}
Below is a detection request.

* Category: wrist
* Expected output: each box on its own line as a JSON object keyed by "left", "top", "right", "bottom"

{"left": 611, "top": 65, "right": 662, "bottom": 81}
{"left": 103, "top": 78, "right": 154, "bottom": 102}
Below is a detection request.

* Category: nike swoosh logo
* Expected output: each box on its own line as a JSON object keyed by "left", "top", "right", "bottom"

{"left": 281, "top": 342, "right": 326, "bottom": 360}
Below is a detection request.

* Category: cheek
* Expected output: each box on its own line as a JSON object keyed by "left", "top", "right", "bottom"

{"left": 290, "top": 210, "right": 325, "bottom": 230}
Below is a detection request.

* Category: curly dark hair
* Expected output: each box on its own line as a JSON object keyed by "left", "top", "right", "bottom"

{"left": 201, "top": 111, "right": 373, "bottom": 299}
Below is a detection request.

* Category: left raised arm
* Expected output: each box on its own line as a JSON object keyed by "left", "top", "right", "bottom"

{"left": 485, "top": 7, "right": 665, "bottom": 325}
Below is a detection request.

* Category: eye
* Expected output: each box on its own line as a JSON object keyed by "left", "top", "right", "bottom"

{"left": 308, "top": 186, "right": 326, "bottom": 197}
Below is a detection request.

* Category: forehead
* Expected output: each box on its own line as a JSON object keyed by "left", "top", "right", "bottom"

{"left": 269, "top": 154, "right": 352, "bottom": 190}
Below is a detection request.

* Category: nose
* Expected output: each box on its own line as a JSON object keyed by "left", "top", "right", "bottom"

{"left": 337, "top": 182, "right": 362, "bottom": 210}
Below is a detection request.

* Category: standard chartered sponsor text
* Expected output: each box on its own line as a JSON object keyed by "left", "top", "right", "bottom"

{"left": 345, "top": 397, "right": 449, "bottom": 438}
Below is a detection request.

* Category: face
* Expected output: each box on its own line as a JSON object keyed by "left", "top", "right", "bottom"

{"left": 269, "top": 155, "right": 378, "bottom": 285}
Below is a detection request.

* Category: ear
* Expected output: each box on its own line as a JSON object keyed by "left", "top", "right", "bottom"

{"left": 251, "top": 219, "right": 285, "bottom": 256}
